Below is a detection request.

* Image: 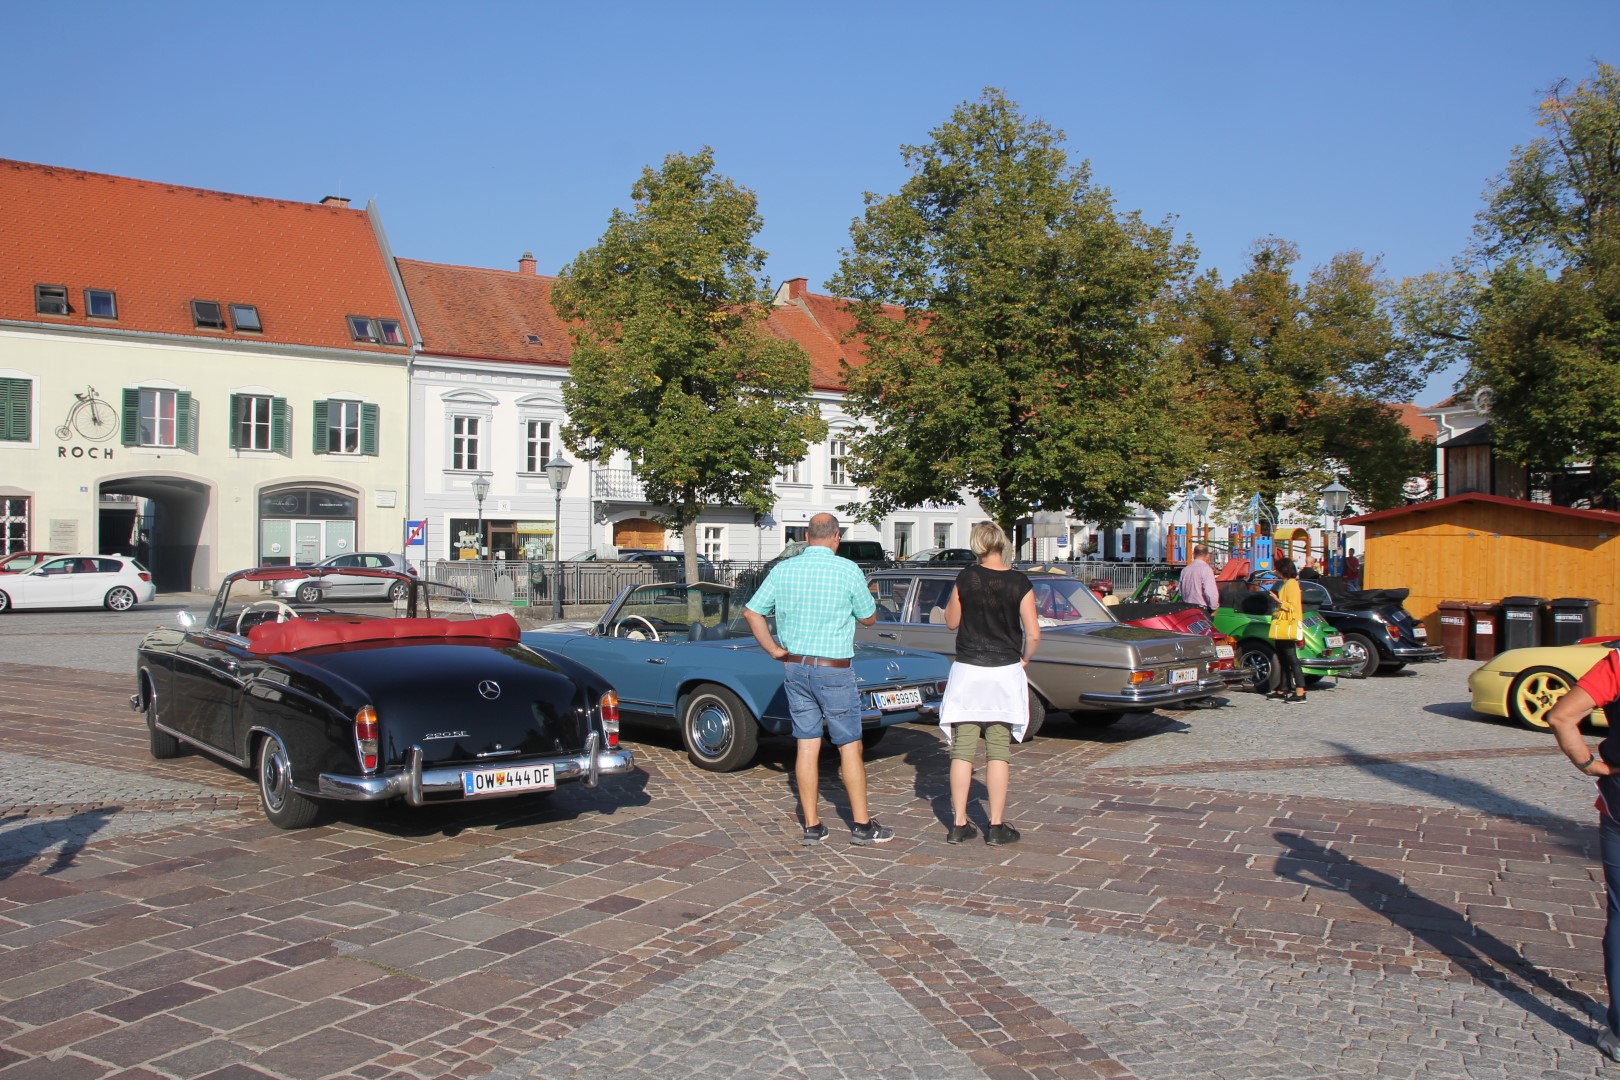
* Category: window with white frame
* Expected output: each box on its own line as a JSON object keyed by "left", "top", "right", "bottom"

{"left": 933, "top": 523, "right": 953, "bottom": 549}
{"left": 828, "top": 437, "right": 849, "bottom": 486}
{"left": 776, "top": 457, "right": 802, "bottom": 484}
{"left": 230, "top": 393, "right": 288, "bottom": 452}
{"left": 452, "top": 415, "right": 481, "bottom": 471}
{"left": 702, "top": 525, "right": 725, "bottom": 562}
{"left": 524, "top": 419, "right": 553, "bottom": 473}
{"left": 138, "top": 389, "right": 178, "bottom": 446}
{"left": 326, "top": 400, "right": 362, "bottom": 454}
{"left": 1, "top": 497, "right": 29, "bottom": 556}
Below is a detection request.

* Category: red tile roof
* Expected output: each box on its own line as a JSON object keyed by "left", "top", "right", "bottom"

{"left": 1391, "top": 403, "right": 1438, "bottom": 441}
{"left": 395, "top": 259, "right": 571, "bottom": 367}
{"left": 0, "top": 159, "right": 409, "bottom": 354}
{"left": 398, "top": 265, "right": 888, "bottom": 391}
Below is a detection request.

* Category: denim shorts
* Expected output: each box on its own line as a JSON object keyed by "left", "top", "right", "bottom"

{"left": 783, "top": 663, "right": 862, "bottom": 746}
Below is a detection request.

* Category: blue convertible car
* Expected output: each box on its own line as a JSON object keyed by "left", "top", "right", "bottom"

{"left": 524, "top": 581, "right": 949, "bottom": 771}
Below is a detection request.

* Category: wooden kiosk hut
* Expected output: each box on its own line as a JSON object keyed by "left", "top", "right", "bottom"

{"left": 1343, "top": 493, "right": 1619, "bottom": 638}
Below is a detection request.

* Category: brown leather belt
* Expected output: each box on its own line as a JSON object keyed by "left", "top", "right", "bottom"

{"left": 781, "top": 653, "right": 851, "bottom": 668}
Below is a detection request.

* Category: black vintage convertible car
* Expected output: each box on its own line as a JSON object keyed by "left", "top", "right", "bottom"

{"left": 132, "top": 567, "right": 634, "bottom": 828}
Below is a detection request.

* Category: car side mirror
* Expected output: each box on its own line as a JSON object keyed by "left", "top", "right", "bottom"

{"left": 176, "top": 611, "right": 196, "bottom": 630}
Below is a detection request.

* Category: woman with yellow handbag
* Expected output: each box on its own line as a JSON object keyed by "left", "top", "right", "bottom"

{"left": 1267, "top": 557, "right": 1308, "bottom": 703}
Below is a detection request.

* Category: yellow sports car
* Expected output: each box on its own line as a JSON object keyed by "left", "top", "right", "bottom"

{"left": 1468, "top": 638, "right": 1618, "bottom": 730}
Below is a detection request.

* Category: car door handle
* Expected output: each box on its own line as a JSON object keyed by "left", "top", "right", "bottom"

{"left": 646, "top": 658, "right": 666, "bottom": 665}
{"left": 878, "top": 632, "right": 898, "bottom": 640}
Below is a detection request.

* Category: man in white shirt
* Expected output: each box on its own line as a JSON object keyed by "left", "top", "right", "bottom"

{"left": 1178, "top": 544, "right": 1220, "bottom": 614}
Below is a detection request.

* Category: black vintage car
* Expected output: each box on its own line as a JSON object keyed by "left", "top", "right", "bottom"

{"left": 1299, "top": 578, "right": 1445, "bottom": 677}
{"left": 132, "top": 567, "right": 634, "bottom": 828}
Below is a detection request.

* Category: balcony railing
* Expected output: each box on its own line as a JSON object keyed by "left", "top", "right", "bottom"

{"left": 593, "top": 468, "right": 647, "bottom": 501}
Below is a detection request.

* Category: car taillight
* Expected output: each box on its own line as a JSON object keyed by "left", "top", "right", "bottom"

{"left": 599, "top": 691, "right": 619, "bottom": 748}
{"left": 1387, "top": 624, "right": 1402, "bottom": 641}
{"left": 1130, "top": 670, "right": 1155, "bottom": 685}
{"left": 138, "top": 572, "right": 151, "bottom": 582}
{"left": 355, "top": 706, "right": 379, "bottom": 771}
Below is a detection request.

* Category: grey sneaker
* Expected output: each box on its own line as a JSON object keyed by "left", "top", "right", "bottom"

{"left": 800, "top": 823, "right": 829, "bottom": 846}
{"left": 985, "top": 822, "right": 1021, "bottom": 846}
{"left": 1597, "top": 1027, "right": 1620, "bottom": 1062}
{"left": 850, "top": 820, "right": 894, "bottom": 845}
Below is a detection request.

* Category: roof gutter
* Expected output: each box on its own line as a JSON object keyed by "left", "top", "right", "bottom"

{"left": 367, "top": 200, "right": 424, "bottom": 562}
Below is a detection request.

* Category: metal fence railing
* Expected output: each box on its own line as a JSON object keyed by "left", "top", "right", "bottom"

{"left": 431, "top": 559, "right": 775, "bottom": 609}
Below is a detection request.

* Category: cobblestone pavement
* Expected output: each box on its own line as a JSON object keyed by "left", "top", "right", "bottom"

{"left": 0, "top": 651, "right": 1613, "bottom": 1078}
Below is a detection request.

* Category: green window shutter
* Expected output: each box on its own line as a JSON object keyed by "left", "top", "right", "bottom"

{"left": 228, "top": 394, "right": 242, "bottom": 450}
{"left": 122, "top": 388, "right": 139, "bottom": 446}
{"left": 312, "top": 399, "right": 329, "bottom": 454}
{"left": 176, "top": 391, "right": 194, "bottom": 452}
{"left": 360, "top": 403, "right": 379, "bottom": 457}
{"left": 271, "top": 397, "right": 289, "bottom": 455}
{"left": 0, "top": 378, "right": 29, "bottom": 442}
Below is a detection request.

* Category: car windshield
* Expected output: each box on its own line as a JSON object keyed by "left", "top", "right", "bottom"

{"left": 1028, "top": 575, "right": 1115, "bottom": 626}
{"left": 603, "top": 582, "right": 737, "bottom": 640}
{"left": 209, "top": 573, "right": 479, "bottom": 637}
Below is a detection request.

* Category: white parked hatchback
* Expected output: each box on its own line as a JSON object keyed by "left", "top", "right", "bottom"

{"left": 0, "top": 554, "right": 157, "bottom": 612}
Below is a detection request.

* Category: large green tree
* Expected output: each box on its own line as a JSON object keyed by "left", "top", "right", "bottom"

{"left": 827, "top": 89, "right": 1203, "bottom": 538}
{"left": 552, "top": 149, "right": 826, "bottom": 581}
{"left": 1176, "top": 239, "right": 1433, "bottom": 515}
{"left": 1398, "top": 62, "right": 1620, "bottom": 505}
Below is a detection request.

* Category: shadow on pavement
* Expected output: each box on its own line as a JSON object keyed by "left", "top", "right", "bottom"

{"left": 0, "top": 807, "right": 116, "bottom": 880}
{"left": 1322, "top": 740, "right": 1584, "bottom": 830}
{"left": 1273, "top": 831, "right": 1601, "bottom": 1044}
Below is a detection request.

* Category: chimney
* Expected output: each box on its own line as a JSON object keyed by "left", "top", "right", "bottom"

{"left": 786, "top": 277, "right": 808, "bottom": 299}
{"left": 519, "top": 251, "right": 537, "bottom": 275}
{"left": 320, "top": 195, "right": 351, "bottom": 209}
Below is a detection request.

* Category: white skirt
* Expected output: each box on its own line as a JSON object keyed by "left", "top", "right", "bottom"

{"left": 940, "top": 661, "right": 1029, "bottom": 743}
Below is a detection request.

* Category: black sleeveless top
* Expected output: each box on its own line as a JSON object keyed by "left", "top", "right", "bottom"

{"left": 954, "top": 565, "right": 1032, "bottom": 667}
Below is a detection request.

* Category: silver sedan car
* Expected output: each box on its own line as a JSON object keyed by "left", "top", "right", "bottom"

{"left": 271, "top": 552, "right": 415, "bottom": 604}
{"left": 858, "top": 567, "right": 1224, "bottom": 735}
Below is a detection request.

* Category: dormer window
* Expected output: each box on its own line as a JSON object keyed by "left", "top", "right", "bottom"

{"left": 378, "top": 319, "right": 405, "bottom": 345}
{"left": 230, "top": 304, "right": 262, "bottom": 333}
{"left": 34, "top": 285, "right": 68, "bottom": 315}
{"left": 191, "top": 300, "right": 226, "bottom": 329}
{"left": 86, "top": 289, "right": 117, "bottom": 319}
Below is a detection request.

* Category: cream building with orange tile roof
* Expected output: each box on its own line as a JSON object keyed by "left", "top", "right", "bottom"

{"left": 0, "top": 160, "right": 414, "bottom": 590}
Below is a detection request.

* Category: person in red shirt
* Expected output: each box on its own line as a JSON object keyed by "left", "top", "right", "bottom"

{"left": 1548, "top": 648, "right": 1620, "bottom": 1061}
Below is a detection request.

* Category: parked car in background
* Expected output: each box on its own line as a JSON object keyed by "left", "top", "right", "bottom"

{"left": 0, "top": 554, "right": 155, "bottom": 612}
{"left": 732, "top": 539, "right": 889, "bottom": 599}
{"left": 0, "top": 551, "right": 67, "bottom": 574}
{"left": 1298, "top": 579, "right": 1444, "bottom": 677}
{"left": 1129, "top": 567, "right": 1361, "bottom": 693}
{"left": 1468, "top": 636, "right": 1618, "bottom": 730}
{"left": 525, "top": 581, "right": 949, "bottom": 771}
{"left": 271, "top": 552, "right": 415, "bottom": 604}
{"left": 902, "top": 548, "right": 977, "bottom": 565}
{"left": 133, "top": 567, "right": 633, "bottom": 828}
{"left": 859, "top": 567, "right": 1224, "bottom": 735}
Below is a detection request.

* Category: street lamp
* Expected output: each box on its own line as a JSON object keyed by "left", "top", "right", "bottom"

{"left": 471, "top": 473, "right": 491, "bottom": 561}
{"left": 546, "top": 450, "right": 574, "bottom": 618}
{"left": 1319, "top": 479, "right": 1351, "bottom": 575}
{"left": 1187, "top": 487, "right": 1212, "bottom": 550}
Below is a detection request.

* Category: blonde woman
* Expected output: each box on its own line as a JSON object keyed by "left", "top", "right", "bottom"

{"left": 940, "top": 522, "right": 1041, "bottom": 845}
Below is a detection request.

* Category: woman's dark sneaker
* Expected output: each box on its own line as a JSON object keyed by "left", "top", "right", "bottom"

{"left": 986, "top": 823, "right": 1021, "bottom": 846}
{"left": 946, "top": 822, "right": 978, "bottom": 844}
{"left": 800, "top": 823, "right": 829, "bottom": 846}
{"left": 850, "top": 820, "right": 895, "bottom": 845}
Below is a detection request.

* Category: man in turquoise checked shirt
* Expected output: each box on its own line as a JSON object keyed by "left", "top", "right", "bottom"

{"left": 744, "top": 513, "right": 894, "bottom": 846}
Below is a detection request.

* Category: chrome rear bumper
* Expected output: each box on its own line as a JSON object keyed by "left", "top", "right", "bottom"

{"left": 1080, "top": 674, "right": 1228, "bottom": 707}
{"left": 318, "top": 734, "right": 635, "bottom": 805}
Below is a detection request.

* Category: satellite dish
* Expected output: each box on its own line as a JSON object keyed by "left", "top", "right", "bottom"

{"left": 1471, "top": 388, "right": 1494, "bottom": 414}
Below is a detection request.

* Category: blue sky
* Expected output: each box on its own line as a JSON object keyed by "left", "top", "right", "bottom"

{"left": 6, "top": 2, "right": 1615, "bottom": 405}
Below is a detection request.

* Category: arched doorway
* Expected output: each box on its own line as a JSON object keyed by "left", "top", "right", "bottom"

{"left": 98, "top": 475, "right": 211, "bottom": 592}
{"left": 613, "top": 518, "right": 665, "bottom": 550}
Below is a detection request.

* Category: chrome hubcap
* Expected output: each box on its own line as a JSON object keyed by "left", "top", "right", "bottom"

{"left": 689, "top": 699, "right": 733, "bottom": 758}
{"left": 261, "top": 743, "right": 290, "bottom": 811}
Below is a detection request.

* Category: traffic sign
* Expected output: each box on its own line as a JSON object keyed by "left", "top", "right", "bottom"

{"left": 405, "top": 520, "right": 427, "bottom": 548}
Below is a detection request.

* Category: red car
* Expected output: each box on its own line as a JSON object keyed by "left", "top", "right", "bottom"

{"left": 0, "top": 551, "right": 67, "bottom": 574}
{"left": 1112, "top": 599, "right": 1246, "bottom": 688}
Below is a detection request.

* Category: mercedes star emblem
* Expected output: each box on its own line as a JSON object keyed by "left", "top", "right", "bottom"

{"left": 477, "top": 680, "right": 502, "bottom": 700}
